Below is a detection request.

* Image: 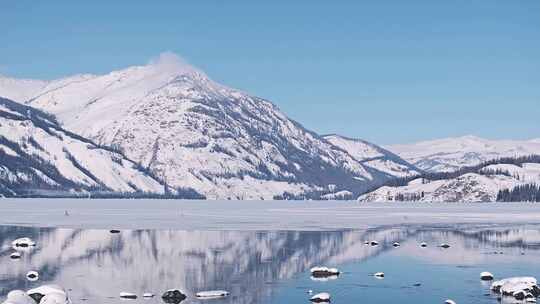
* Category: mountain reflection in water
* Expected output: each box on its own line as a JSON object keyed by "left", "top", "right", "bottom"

{"left": 1, "top": 225, "right": 540, "bottom": 304}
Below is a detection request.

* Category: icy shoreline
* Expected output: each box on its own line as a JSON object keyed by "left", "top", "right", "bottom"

{"left": 0, "top": 199, "right": 539, "bottom": 231}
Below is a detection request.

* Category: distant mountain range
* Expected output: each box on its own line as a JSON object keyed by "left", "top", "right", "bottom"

{"left": 388, "top": 135, "right": 540, "bottom": 173}
{"left": 0, "top": 56, "right": 538, "bottom": 201}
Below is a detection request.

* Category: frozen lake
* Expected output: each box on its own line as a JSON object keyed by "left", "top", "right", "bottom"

{"left": 1, "top": 224, "right": 540, "bottom": 304}
{"left": 1, "top": 199, "right": 540, "bottom": 230}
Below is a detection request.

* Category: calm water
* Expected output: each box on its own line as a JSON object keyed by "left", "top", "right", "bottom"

{"left": 1, "top": 225, "right": 540, "bottom": 304}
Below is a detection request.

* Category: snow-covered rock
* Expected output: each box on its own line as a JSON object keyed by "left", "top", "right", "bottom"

{"left": 142, "top": 293, "right": 154, "bottom": 298}
{"left": 374, "top": 272, "right": 385, "bottom": 278}
{"left": 27, "top": 285, "right": 70, "bottom": 304}
{"left": 310, "top": 266, "right": 340, "bottom": 277}
{"left": 1, "top": 290, "right": 34, "bottom": 304}
{"left": 491, "top": 277, "right": 540, "bottom": 300}
{"left": 388, "top": 135, "right": 540, "bottom": 173}
{"left": 480, "top": 272, "right": 494, "bottom": 281}
{"left": 9, "top": 252, "right": 21, "bottom": 259}
{"left": 444, "top": 300, "right": 456, "bottom": 304}
{"left": 195, "top": 290, "right": 229, "bottom": 298}
{"left": 310, "top": 292, "right": 331, "bottom": 303}
{"left": 26, "top": 271, "right": 39, "bottom": 281}
{"left": 119, "top": 292, "right": 137, "bottom": 299}
{"left": 11, "top": 237, "right": 36, "bottom": 248}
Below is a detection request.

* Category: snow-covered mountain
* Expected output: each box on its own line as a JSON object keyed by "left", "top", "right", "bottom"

{"left": 388, "top": 135, "right": 540, "bottom": 173}
{"left": 358, "top": 162, "right": 540, "bottom": 203}
{"left": 0, "top": 54, "right": 403, "bottom": 199}
{"left": 0, "top": 97, "right": 169, "bottom": 197}
{"left": 324, "top": 134, "right": 420, "bottom": 178}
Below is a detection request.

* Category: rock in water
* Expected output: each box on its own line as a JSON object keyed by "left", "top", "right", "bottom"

{"left": 10, "top": 252, "right": 21, "bottom": 259}
{"left": 393, "top": 242, "right": 401, "bottom": 247}
{"left": 143, "top": 293, "right": 155, "bottom": 298}
{"left": 109, "top": 229, "right": 121, "bottom": 234}
{"left": 2, "top": 290, "right": 35, "bottom": 304}
{"left": 119, "top": 292, "right": 137, "bottom": 299}
{"left": 374, "top": 272, "right": 385, "bottom": 278}
{"left": 370, "top": 241, "right": 379, "bottom": 246}
{"left": 310, "top": 267, "right": 340, "bottom": 278}
{"left": 420, "top": 242, "right": 427, "bottom": 248}
{"left": 491, "top": 277, "right": 540, "bottom": 300}
{"left": 310, "top": 292, "right": 331, "bottom": 303}
{"left": 195, "top": 290, "right": 229, "bottom": 298}
{"left": 162, "top": 289, "right": 187, "bottom": 303}
{"left": 26, "top": 271, "right": 39, "bottom": 282}
{"left": 12, "top": 238, "right": 36, "bottom": 249}
{"left": 444, "top": 300, "right": 456, "bottom": 304}
{"left": 440, "top": 243, "right": 450, "bottom": 249}
{"left": 27, "top": 285, "right": 70, "bottom": 304}
{"left": 480, "top": 272, "right": 494, "bottom": 281}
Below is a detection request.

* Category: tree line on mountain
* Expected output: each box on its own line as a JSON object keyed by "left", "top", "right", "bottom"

{"left": 496, "top": 184, "right": 540, "bottom": 202}
{"left": 364, "top": 154, "right": 540, "bottom": 195}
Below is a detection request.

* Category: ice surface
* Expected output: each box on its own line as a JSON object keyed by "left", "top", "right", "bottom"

{"left": 1, "top": 199, "right": 540, "bottom": 230}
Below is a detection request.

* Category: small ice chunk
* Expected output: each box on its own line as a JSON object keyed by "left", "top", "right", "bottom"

{"left": 444, "top": 300, "right": 456, "bottom": 304}
{"left": 393, "top": 242, "right": 400, "bottom": 247}
{"left": 10, "top": 252, "right": 21, "bottom": 259}
{"left": 374, "top": 272, "right": 385, "bottom": 278}
{"left": 195, "top": 290, "right": 229, "bottom": 298}
{"left": 310, "top": 292, "right": 330, "bottom": 303}
{"left": 143, "top": 293, "right": 154, "bottom": 298}
{"left": 440, "top": 243, "right": 450, "bottom": 249}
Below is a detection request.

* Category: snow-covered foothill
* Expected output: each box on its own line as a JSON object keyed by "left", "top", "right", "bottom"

{"left": 358, "top": 170, "right": 534, "bottom": 203}
{"left": 195, "top": 290, "right": 229, "bottom": 298}
{"left": 310, "top": 292, "right": 331, "bottom": 303}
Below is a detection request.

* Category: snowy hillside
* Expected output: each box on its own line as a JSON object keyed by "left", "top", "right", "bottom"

{"left": 359, "top": 162, "right": 540, "bottom": 203}
{"left": 0, "top": 97, "right": 170, "bottom": 197}
{"left": 0, "top": 53, "right": 400, "bottom": 199}
{"left": 388, "top": 135, "right": 540, "bottom": 172}
{"left": 324, "top": 134, "right": 420, "bottom": 178}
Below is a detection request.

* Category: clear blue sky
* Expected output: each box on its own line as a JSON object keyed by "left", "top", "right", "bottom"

{"left": 1, "top": 1, "right": 539, "bottom": 144}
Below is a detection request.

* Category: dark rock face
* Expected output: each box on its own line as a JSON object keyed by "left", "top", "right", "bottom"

{"left": 28, "top": 293, "right": 45, "bottom": 303}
